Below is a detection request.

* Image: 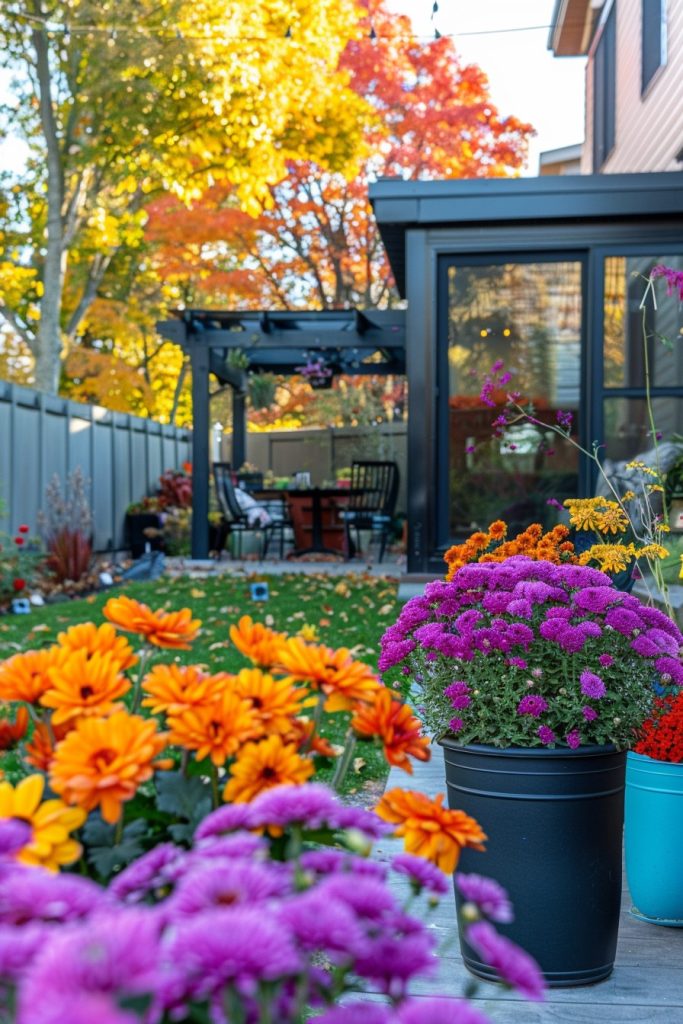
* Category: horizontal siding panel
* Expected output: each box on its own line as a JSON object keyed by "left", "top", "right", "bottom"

{"left": 583, "top": 0, "right": 683, "bottom": 172}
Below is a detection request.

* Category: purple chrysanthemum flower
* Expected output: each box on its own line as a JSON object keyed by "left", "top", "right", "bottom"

{"left": 0, "top": 868, "right": 105, "bottom": 925}
{"left": 189, "top": 832, "right": 266, "bottom": 865}
{"left": 566, "top": 729, "right": 581, "bottom": 750}
{"left": 537, "top": 725, "right": 555, "bottom": 745}
{"left": 354, "top": 930, "right": 437, "bottom": 995}
{"left": 580, "top": 671, "right": 606, "bottom": 700}
{"left": 449, "top": 717, "right": 464, "bottom": 733}
{"left": 516, "top": 695, "right": 548, "bottom": 718}
{"left": 0, "top": 923, "right": 47, "bottom": 983}
{"left": 21, "top": 910, "right": 161, "bottom": 1003}
{"left": 598, "top": 653, "right": 614, "bottom": 668}
{"left": 315, "top": 875, "right": 396, "bottom": 921}
{"left": 506, "top": 657, "right": 528, "bottom": 670}
{"left": 110, "top": 843, "right": 181, "bottom": 903}
{"left": 164, "top": 907, "right": 301, "bottom": 1003}
{"left": 195, "top": 803, "right": 256, "bottom": 840}
{"left": 277, "top": 891, "right": 368, "bottom": 959}
{"left": 18, "top": 993, "right": 138, "bottom": 1024}
{"left": 391, "top": 854, "right": 449, "bottom": 895}
{"left": 466, "top": 920, "right": 545, "bottom": 1001}
{"left": 605, "top": 607, "right": 644, "bottom": 636}
{"left": 398, "top": 996, "right": 493, "bottom": 1024}
{"left": 299, "top": 849, "right": 387, "bottom": 880}
{"left": 445, "top": 681, "right": 471, "bottom": 710}
{"left": 168, "top": 860, "right": 289, "bottom": 917}
{"left": 0, "top": 819, "right": 31, "bottom": 857}
{"left": 655, "top": 656, "right": 683, "bottom": 686}
{"left": 573, "top": 588, "right": 622, "bottom": 614}
{"left": 582, "top": 706, "right": 598, "bottom": 722}
{"left": 455, "top": 873, "right": 513, "bottom": 923}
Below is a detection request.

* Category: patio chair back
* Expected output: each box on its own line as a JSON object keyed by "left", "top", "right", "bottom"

{"left": 348, "top": 460, "right": 399, "bottom": 517}
{"left": 236, "top": 471, "right": 264, "bottom": 492}
{"left": 213, "top": 462, "right": 245, "bottom": 525}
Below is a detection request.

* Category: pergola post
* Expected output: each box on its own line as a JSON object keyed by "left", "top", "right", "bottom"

{"left": 232, "top": 387, "right": 246, "bottom": 471}
{"left": 190, "top": 345, "right": 210, "bottom": 559}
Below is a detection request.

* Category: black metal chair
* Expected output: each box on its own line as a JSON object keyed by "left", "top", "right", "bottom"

{"left": 235, "top": 471, "right": 264, "bottom": 492}
{"left": 342, "top": 460, "right": 399, "bottom": 563}
{"left": 213, "top": 463, "right": 289, "bottom": 559}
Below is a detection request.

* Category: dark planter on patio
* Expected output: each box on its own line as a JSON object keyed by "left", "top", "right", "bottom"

{"left": 125, "top": 513, "right": 164, "bottom": 560}
{"left": 442, "top": 739, "right": 626, "bottom": 987}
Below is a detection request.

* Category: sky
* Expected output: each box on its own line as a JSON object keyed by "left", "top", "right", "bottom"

{"left": 385, "top": 0, "right": 587, "bottom": 174}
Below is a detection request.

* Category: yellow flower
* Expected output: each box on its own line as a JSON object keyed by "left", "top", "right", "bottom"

{"left": 637, "top": 544, "right": 669, "bottom": 560}
{"left": 297, "top": 624, "right": 319, "bottom": 642}
{"left": 564, "top": 498, "right": 607, "bottom": 532}
{"left": 595, "top": 501, "right": 629, "bottom": 535}
{"left": 0, "top": 774, "right": 85, "bottom": 871}
{"left": 224, "top": 735, "right": 314, "bottom": 804}
{"left": 579, "top": 544, "right": 635, "bottom": 573}
{"left": 621, "top": 491, "right": 635, "bottom": 502}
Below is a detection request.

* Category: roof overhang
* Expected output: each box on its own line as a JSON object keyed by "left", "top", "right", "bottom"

{"left": 369, "top": 172, "right": 683, "bottom": 296}
{"left": 548, "top": 0, "right": 597, "bottom": 55}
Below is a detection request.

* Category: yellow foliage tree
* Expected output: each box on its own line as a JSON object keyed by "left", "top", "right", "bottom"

{"left": 0, "top": 0, "right": 372, "bottom": 394}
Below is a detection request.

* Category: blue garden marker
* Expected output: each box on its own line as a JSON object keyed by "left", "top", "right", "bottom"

{"left": 250, "top": 582, "right": 270, "bottom": 602}
{"left": 10, "top": 598, "right": 31, "bottom": 615}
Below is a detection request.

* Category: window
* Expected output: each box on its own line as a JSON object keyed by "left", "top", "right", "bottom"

{"left": 642, "top": 0, "right": 666, "bottom": 94}
{"left": 593, "top": 3, "right": 617, "bottom": 171}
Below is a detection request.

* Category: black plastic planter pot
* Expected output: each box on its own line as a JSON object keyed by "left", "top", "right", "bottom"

{"left": 441, "top": 739, "right": 626, "bottom": 987}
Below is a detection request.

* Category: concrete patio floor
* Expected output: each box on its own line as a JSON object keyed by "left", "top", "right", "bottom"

{"left": 165, "top": 552, "right": 405, "bottom": 578}
{"left": 373, "top": 752, "right": 683, "bottom": 1024}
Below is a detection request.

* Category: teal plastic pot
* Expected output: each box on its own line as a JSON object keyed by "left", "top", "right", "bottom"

{"left": 625, "top": 751, "right": 683, "bottom": 926}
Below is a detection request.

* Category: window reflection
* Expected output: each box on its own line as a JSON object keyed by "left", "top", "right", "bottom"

{"left": 446, "top": 262, "right": 581, "bottom": 537}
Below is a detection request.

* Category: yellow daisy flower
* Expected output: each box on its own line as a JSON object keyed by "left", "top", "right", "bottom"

{"left": 0, "top": 774, "right": 85, "bottom": 871}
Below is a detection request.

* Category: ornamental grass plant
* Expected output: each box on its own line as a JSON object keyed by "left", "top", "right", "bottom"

{"left": 380, "top": 557, "right": 683, "bottom": 750}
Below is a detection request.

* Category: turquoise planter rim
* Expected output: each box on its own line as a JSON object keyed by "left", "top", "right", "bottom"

{"left": 627, "top": 750, "right": 683, "bottom": 769}
{"left": 629, "top": 907, "right": 683, "bottom": 928}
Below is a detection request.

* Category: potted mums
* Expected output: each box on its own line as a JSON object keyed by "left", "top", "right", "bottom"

{"left": 380, "top": 555, "right": 683, "bottom": 985}
{"left": 625, "top": 689, "right": 683, "bottom": 925}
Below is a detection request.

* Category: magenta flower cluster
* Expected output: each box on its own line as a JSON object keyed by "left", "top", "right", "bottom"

{"left": 0, "top": 786, "right": 544, "bottom": 1024}
{"left": 380, "top": 557, "right": 683, "bottom": 749}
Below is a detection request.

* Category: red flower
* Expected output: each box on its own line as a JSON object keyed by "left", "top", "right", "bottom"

{"left": 14, "top": 537, "right": 24, "bottom": 546}
{"left": 12, "top": 579, "right": 25, "bottom": 591}
{"left": 18, "top": 525, "right": 29, "bottom": 534}
{"left": 635, "top": 692, "right": 683, "bottom": 763}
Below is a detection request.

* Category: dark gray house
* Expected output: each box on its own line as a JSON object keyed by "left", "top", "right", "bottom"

{"left": 370, "top": 172, "right": 683, "bottom": 575}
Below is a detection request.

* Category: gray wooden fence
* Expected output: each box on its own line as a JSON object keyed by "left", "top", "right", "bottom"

{"left": 0, "top": 382, "right": 191, "bottom": 552}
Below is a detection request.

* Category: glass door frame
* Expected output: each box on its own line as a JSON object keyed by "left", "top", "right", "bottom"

{"left": 435, "top": 250, "right": 590, "bottom": 552}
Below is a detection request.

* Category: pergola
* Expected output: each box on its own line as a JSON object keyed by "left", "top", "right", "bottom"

{"left": 156, "top": 308, "right": 406, "bottom": 557}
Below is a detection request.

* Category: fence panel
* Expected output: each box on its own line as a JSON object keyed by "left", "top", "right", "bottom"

{"left": 0, "top": 382, "right": 191, "bottom": 551}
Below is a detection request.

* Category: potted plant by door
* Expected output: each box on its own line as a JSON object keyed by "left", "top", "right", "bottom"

{"left": 625, "top": 687, "right": 683, "bottom": 925}
{"left": 379, "top": 554, "right": 683, "bottom": 986}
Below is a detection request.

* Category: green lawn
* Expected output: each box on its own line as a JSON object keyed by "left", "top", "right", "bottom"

{"left": 0, "top": 571, "right": 402, "bottom": 794}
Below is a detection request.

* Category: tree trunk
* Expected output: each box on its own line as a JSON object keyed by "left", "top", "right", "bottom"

{"left": 31, "top": 13, "right": 65, "bottom": 394}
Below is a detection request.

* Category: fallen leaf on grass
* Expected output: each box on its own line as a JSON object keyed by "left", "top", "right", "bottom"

{"left": 191, "top": 588, "right": 206, "bottom": 599}
{"left": 353, "top": 757, "right": 367, "bottom": 774}
{"left": 378, "top": 604, "right": 394, "bottom": 616}
{"left": 208, "top": 642, "right": 229, "bottom": 651}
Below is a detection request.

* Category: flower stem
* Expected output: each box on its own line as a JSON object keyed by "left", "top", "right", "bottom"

{"left": 331, "top": 729, "right": 357, "bottom": 792}
{"left": 131, "top": 647, "right": 152, "bottom": 713}
{"left": 210, "top": 763, "right": 220, "bottom": 809}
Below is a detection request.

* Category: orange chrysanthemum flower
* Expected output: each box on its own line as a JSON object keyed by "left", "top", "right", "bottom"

{"left": 275, "top": 638, "right": 381, "bottom": 712}
{"left": 232, "top": 668, "right": 306, "bottom": 735}
{"left": 351, "top": 689, "right": 431, "bottom": 774}
{"left": 229, "top": 616, "right": 286, "bottom": 669}
{"left": 141, "top": 664, "right": 231, "bottom": 716}
{"left": 284, "top": 718, "right": 339, "bottom": 758}
{"left": 103, "top": 595, "right": 200, "bottom": 649}
{"left": 375, "top": 788, "right": 487, "bottom": 875}
{"left": 224, "top": 735, "right": 314, "bottom": 804}
{"left": 0, "top": 774, "right": 85, "bottom": 871}
{"left": 40, "top": 650, "right": 131, "bottom": 726}
{"left": 0, "top": 706, "right": 29, "bottom": 750}
{"left": 0, "top": 647, "right": 67, "bottom": 704}
{"left": 445, "top": 521, "right": 577, "bottom": 580}
{"left": 57, "top": 621, "right": 138, "bottom": 671}
{"left": 25, "top": 719, "right": 72, "bottom": 773}
{"left": 168, "top": 691, "right": 262, "bottom": 766}
{"left": 50, "top": 711, "right": 169, "bottom": 824}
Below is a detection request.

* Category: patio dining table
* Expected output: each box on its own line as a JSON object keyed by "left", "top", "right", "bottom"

{"left": 254, "top": 487, "right": 361, "bottom": 557}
